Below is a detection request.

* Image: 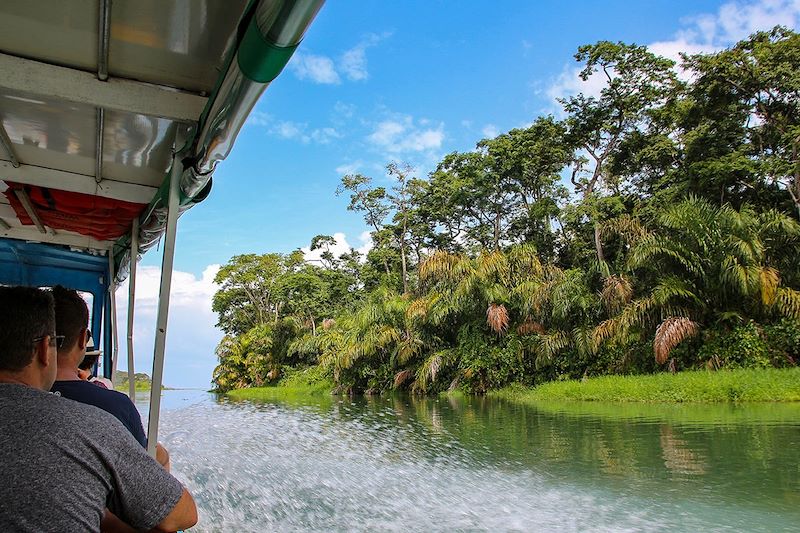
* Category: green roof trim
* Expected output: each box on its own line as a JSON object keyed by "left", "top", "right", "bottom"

{"left": 237, "top": 17, "right": 299, "bottom": 83}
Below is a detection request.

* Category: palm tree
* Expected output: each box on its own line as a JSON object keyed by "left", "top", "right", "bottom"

{"left": 418, "top": 244, "right": 601, "bottom": 379}
{"left": 290, "top": 287, "right": 433, "bottom": 392}
{"left": 595, "top": 197, "right": 800, "bottom": 364}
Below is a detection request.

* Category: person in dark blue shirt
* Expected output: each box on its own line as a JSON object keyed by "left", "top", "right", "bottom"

{"left": 49, "top": 286, "right": 169, "bottom": 468}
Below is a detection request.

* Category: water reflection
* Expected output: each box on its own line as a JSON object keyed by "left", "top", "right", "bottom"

{"left": 139, "top": 391, "right": 800, "bottom": 532}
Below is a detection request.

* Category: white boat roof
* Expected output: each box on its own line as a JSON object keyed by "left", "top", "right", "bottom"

{"left": 0, "top": 0, "right": 321, "bottom": 258}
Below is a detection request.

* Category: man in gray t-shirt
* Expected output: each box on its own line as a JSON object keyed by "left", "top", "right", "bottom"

{"left": 0, "top": 286, "right": 198, "bottom": 532}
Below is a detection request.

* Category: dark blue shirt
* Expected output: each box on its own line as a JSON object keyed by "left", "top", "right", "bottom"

{"left": 50, "top": 380, "right": 147, "bottom": 448}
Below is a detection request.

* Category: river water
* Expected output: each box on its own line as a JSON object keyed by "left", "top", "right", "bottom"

{"left": 135, "top": 390, "right": 800, "bottom": 532}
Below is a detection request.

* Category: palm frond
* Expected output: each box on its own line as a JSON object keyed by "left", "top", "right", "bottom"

{"left": 517, "top": 320, "right": 546, "bottom": 335}
{"left": 601, "top": 274, "right": 633, "bottom": 314}
{"left": 393, "top": 369, "right": 414, "bottom": 389}
{"left": 414, "top": 350, "right": 456, "bottom": 392}
{"left": 572, "top": 325, "right": 596, "bottom": 357}
{"left": 775, "top": 287, "right": 800, "bottom": 320}
{"left": 600, "top": 214, "right": 651, "bottom": 245}
{"left": 406, "top": 297, "right": 429, "bottom": 321}
{"left": 507, "top": 243, "right": 544, "bottom": 279}
{"left": 533, "top": 330, "right": 570, "bottom": 367}
{"left": 654, "top": 317, "right": 700, "bottom": 365}
{"left": 476, "top": 250, "right": 510, "bottom": 284}
{"left": 486, "top": 303, "right": 510, "bottom": 334}
{"left": 759, "top": 267, "right": 780, "bottom": 306}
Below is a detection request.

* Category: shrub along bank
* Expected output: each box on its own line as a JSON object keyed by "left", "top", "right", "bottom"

{"left": 490, "top": 368, "right": 800, "bottom": 403}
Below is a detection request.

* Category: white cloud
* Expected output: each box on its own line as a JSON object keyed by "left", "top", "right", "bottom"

{"left": 647, "top": 38, "right": 718, "bottom": 64}
{"left": 247, "top": 114, "right": 341, "bottom": 145}
{"left": 114, "top": 265, "right": 222, "bottom": 389}
{"left": 289, "top": 53, "right": 341, "bottom": 84}
{"left": 290, "top": 33, "right": 391, "bottom": 85}
{"left": 332, "top": 101, "right": 356, "bottom": 123}
{"left": 545, "top": 63, "right": 609, "bottom": 104}
{"left": 707, "top": 0, "right": 799, "bottom": 43}
{"left": 245, "top": 111, "right": 271, "bottom": 127}
{"left": 339, "top": 33, "right": 390, "bottom": 81}
{"left": 481, "top": 124, "right": 500, "bottom": 138}
{"left": 367, "top": 115, "right": 445, "bottom": 153}
{"left": 275, "top": 121, "right": 306, "bottom": 140}
{"left": 335, "top": 161, "right": 363, "bottom": 175}
{"left": 310, "top": 127, "right": 342, "bottom": 144}
{"left": 544, "top": 0, "right": 800, "bottom": 104}
{"left": 301, "top": 231, "right": 373, "bottom": 263}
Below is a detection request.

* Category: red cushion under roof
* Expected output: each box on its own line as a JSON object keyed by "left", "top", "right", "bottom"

{"left": 4, "top": 182, "right": 146, "bottom": 241}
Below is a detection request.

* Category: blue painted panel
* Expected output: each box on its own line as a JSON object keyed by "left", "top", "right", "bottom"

{"left": 0, "top": 238, "right": 111, "bottom": 377}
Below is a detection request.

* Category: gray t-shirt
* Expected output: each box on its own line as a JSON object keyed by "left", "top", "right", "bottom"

{"left": 0, "top": 383, "right": 184, "bottom": 532}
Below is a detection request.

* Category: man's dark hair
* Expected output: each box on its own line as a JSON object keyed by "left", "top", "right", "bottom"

{"left": 51, "top": 285, "right": 89, "bottom": 354}
{"left": 78, "top": 354, "right": 100, "bottom": 371}
{"left": 0, "top": 286, "right": 56, "bottom": 371}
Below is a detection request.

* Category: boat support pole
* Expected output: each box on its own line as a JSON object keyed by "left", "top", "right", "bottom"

{"left": 146, "top": 131, "right": 185, "bottom": 457}
{"left": 108, "top": 253, "right": 119, "bottom": 380}
{"left": 127, "top": 216, "right": 138, "bottom": 400}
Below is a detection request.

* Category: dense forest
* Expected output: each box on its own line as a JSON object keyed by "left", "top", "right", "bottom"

{"left": 212, "top": 28, "right": 800, "bottom": 394}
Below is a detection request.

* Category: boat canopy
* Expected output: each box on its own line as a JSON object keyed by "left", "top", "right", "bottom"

{"left": 0, "top": 0, "right": 323, "bottom": 276}
{"left": 0, "top": 0, "right": 324, "bottom": 454}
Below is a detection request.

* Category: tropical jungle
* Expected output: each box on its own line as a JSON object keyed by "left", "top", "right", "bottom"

{"left": 212, "top": 27, "right": 800, "bottom": 398}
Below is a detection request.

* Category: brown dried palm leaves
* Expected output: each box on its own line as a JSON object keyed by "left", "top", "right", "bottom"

{"left": 486, "top": 303, "right": 509, "bottom": 334}
{"left": 654, "top": 317, "right": 699, "bottom": 365}
{"left": 601, "top": 274, "right": 633, "bottom": 314}
{"left": 393, "top": 369, "right": 414, "bottom": 389}
{"left": 516, "top": 321, "right": 545, "bottom": 336}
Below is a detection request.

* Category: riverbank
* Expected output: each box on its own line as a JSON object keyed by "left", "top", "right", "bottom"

{"left": 490, "top": 368, "right": 800, "bottom": 403}
{"left": 225, "top": 367, "right": 800, "bottom": 404}
{"left": 225, "top": 367, "right": 334, "bottom": 402}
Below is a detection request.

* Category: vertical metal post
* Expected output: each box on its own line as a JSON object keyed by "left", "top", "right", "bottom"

{"left": 0, "top": 120, "right": 20, "bottom": 168}
{"left": 95, "top": 108, "right": 105, "bottom": 184}
{"left": 146, "top": 132, "right": 185, "bottom": 457}
{"left": 127, "top": 216, "right": 138, "bottom": 400}
{"left": 108, "top": 253, "right": 119, "bottom": 380}
{"left": 97, "top": 0, "right": 112, "bottom": 82}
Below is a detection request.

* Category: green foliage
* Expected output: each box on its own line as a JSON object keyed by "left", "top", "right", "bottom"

{"left": 493, "top": 368, "right": 800, "bottom": 403}
{"left": 114, "top": 371, "right": 158, "bottom": 392}
{"left": 698, "top": 322, "right": 771, "bottom": 369}
{"left": 213, "top": 28, "right": 800, "bottom": 398}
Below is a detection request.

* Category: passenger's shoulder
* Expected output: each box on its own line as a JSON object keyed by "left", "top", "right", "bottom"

{"left": 58, "top": 395, "right": 143, "bottom": 443}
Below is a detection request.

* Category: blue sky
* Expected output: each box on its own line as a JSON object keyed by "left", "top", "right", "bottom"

{"left": 120, "top": 0, "right": 799, "bottom": 388}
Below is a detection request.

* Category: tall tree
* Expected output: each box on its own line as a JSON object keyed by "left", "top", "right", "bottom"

{"left": 337, "top": 174, "right": 391, "bottom": 276}
{"left": 386, "top": 162, "right": 415, "bottom": 293}
{"left": 683, "top": 26, "right": 800, "bottom": 215}
{"left": 213, "top": 253, "right": 295, "bottom": 335}
{"left": 562, "top": 41, "right": 681, "bottom": 263}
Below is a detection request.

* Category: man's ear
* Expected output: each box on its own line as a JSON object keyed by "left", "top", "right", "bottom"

{"left": 35, "top": 336, "right": 52, "bottom": 367}
{"left": 78, "top": 329, "right": 88, "bottom": 351}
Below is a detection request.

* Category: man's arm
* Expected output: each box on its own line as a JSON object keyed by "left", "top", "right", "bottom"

{"left": 151, "top": 488, "right": 197, "bottom": 532}
{"left": 155, "top": 442, "right": 171, "bottom": 472}
{"left": 100, "top": 510, "right": 137, "bottom": 533}
{"left": 102, "top": 418, "right": 197, "bottom": 531}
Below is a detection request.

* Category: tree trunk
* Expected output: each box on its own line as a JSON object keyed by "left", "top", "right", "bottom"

{"left": 493, "top": 208, "right": 501, "bottom": 250}
{"left": 594, "top": 221, "right": 605, "bottom": 264}
{"left": 400, "top": 217, "right": 409, "bottom": 294}
{"left": 400, "top": 241, "right": 408, "bottom": 294}
{"left": 793, "top": 139, "right": 800, "bottom": 219}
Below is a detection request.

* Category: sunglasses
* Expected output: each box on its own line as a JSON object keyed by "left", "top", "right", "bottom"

{"left": 33, "top": 334, "right": 66, "bottom": 349}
